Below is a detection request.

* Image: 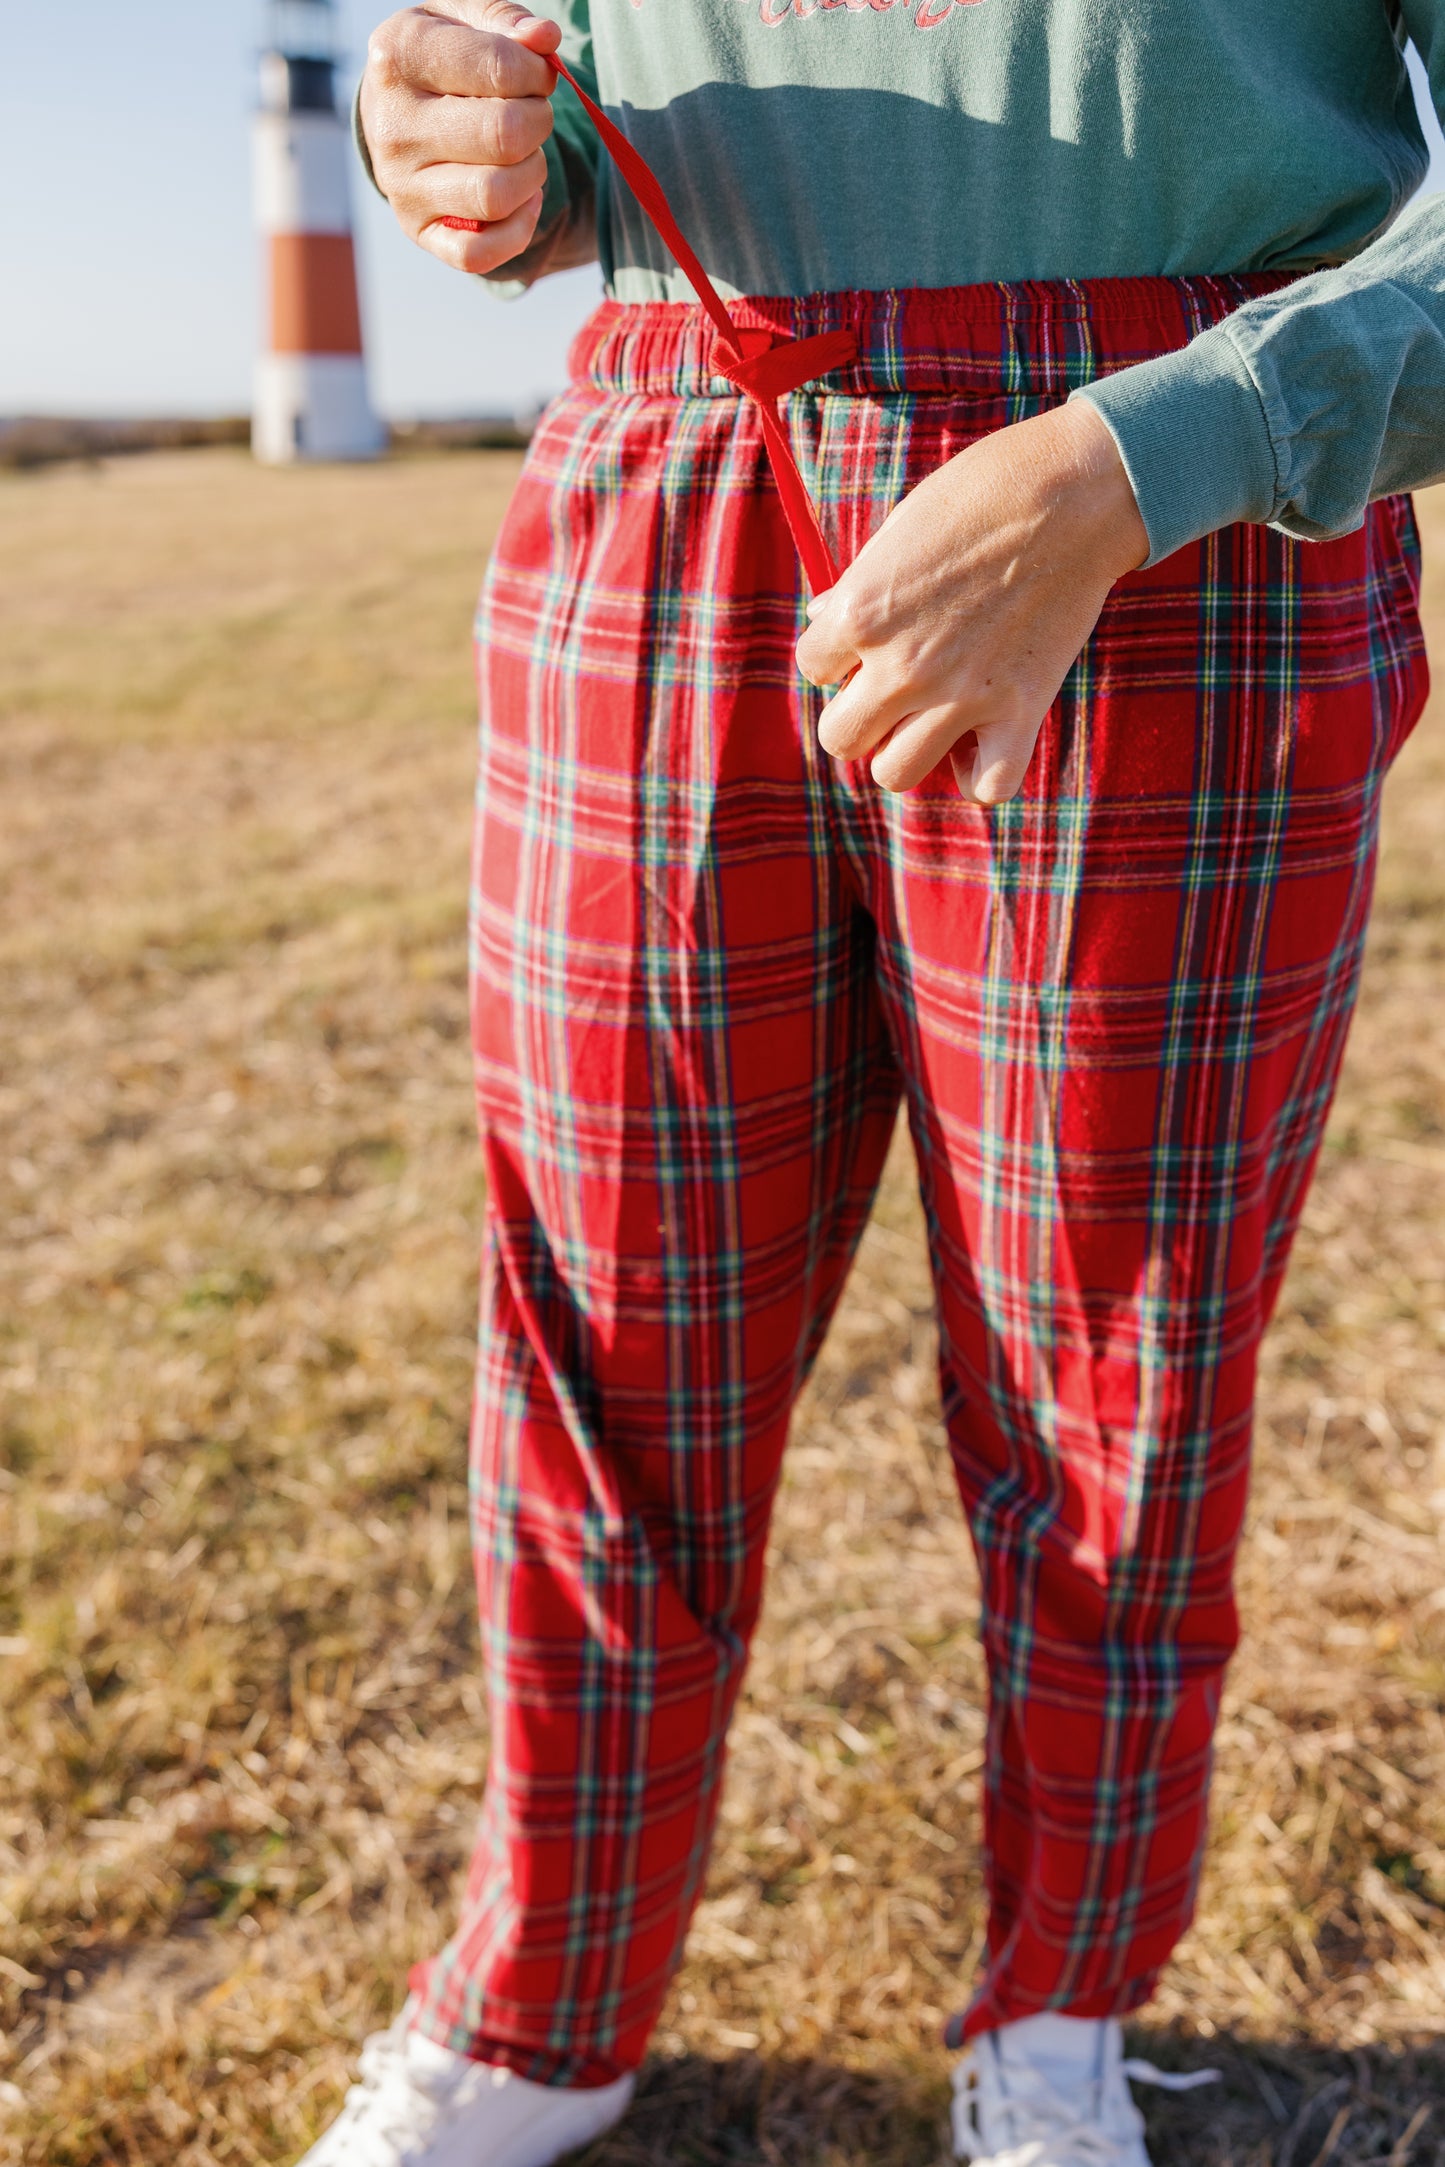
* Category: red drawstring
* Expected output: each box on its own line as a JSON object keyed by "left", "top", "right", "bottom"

{"left": 441, "top": 54, "right": 856, "bottom": 594}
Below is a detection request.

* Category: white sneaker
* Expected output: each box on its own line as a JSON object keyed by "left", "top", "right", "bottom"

{"left": 295, "top": 2001, "right": 636, "bottom": 2167}
{"left": 951, "top": 2014, "right": 1219, "bottom": 2167}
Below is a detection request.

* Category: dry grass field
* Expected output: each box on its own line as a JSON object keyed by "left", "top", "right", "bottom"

{"left": 3, "top": 448, "right": 1445, "bottom": 2167}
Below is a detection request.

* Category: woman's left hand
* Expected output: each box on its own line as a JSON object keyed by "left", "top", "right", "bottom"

{"left": 795, "top": 398, "right": 1150, "bottom": 805}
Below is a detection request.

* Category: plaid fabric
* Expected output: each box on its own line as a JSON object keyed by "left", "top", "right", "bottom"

{"left": 410, "top": 278, "right": 1428, "bottom": 2084}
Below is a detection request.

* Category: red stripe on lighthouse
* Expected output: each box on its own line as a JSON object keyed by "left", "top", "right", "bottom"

{"left": 268, "top": 233, "right": 364, "bottom": 355}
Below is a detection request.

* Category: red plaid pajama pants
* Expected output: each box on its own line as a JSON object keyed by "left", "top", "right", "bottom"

{"left": 410, "top": 278, "right": 1427, "bottom": 2084}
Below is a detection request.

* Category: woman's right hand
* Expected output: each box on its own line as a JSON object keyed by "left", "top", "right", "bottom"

{"left": 360, "top": 2, "right": 562, "bottom": 275}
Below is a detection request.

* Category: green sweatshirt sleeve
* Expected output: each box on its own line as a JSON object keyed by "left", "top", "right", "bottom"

{"left": 1075, "top": 9, "right": 1445, "bottom": 565}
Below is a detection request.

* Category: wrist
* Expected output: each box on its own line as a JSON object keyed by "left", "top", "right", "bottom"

{"left": 1050, "top": 398, "right": 1150, "bottom": 581}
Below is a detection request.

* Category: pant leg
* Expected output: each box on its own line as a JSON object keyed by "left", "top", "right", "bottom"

{"left": 409, "top": 376, "right": 900, "bottom": 2083}
{"left": 859, "top": 500, "right": 1428, "bottom": 2036}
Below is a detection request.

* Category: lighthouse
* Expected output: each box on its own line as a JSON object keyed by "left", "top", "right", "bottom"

{"left": 253, "top": 0, "right": 384, "bottom": 463}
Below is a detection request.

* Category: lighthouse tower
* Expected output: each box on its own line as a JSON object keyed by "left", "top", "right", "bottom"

{"left": 253, "top": 0, "right": 384, "bottom": 463}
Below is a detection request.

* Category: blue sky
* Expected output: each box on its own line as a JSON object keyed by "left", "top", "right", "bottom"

{"left": 2, "top": 7, "right": 1442, "bottom": 419}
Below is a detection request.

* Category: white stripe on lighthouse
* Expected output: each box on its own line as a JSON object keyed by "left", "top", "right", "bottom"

{"left": 254, "top": 111, "right": 357, "bottom": 237}
{"left": 254, "top": 356, "right": 381, "bottom": 464}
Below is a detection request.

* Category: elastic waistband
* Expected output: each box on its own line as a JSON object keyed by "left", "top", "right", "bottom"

{"left": 569, "top": 274, "right": 1292, "bottom": 400}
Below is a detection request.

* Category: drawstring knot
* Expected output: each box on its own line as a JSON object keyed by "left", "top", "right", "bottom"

{"left": 447, "top": 59, "right": 861, "bottom": 592}
{"left": 709, "top": 325, "right": 859, "bottom": 402}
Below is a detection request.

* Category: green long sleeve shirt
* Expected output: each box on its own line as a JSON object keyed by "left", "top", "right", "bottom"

{"left": 420, "top": 0, "right": 1445, "bottom": 564}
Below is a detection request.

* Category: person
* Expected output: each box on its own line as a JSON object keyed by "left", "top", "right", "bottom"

{"left": 296, "top": 4, "right": 1445, "bottom": 2163}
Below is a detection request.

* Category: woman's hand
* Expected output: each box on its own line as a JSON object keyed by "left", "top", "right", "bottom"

{"left": 360, "top": 2, "right": 561, "bottom": 275}
{"left": 795, "top": 399, "right": 1150, "bottom": 804}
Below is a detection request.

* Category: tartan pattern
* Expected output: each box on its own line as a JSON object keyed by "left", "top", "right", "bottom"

{"left": 409, "top": 278, "right": 1428, "bottom": 2084}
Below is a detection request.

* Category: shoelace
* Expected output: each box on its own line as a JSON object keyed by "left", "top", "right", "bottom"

{"left": 1118, "top": 2057, "right": 1222, "bottom": 2093}
{"left": 951, "top": 2044, "right": 1220, "bottom": 2167}
{"left": 442, "top": 54, "right": 859, "bottom": 595}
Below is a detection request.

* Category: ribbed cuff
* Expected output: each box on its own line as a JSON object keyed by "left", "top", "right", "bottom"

{"left": 1071, "top": 325, "right": 1281, "bottom": 566}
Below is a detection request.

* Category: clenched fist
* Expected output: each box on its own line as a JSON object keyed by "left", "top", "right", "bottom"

{"left": 360, "top": 2, "right": 562, "bottom": 275}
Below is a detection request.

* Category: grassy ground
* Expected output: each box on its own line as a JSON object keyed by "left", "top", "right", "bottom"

{"left": 2, "top": 448, "right": 1445, "bottom": 2166}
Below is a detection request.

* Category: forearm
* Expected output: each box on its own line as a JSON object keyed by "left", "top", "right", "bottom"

{"left": 1074, "top": 192, "right": 1445, "bottom": 563}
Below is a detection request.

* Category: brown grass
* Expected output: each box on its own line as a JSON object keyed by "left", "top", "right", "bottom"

{"left": 2, "top": 448, "right": 1444, "bottom": 2166}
